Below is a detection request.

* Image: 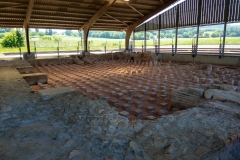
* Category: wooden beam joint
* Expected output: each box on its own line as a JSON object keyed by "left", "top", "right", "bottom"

{"left": 23, "top": 0, "right": 34, "bottom": 28}
{"left": 79, "top": 0, "right": 116, "bottom": 30}
{"left": 124, "top": 1, "right": 144, "bottom": 17}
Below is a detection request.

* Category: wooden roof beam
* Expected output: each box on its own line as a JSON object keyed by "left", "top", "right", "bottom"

{"left": 123, "top": 1, "right": 144, "bottom": 17}
{"left": 160, "top": 0, "right": 165, "bottom": 4}
{"left": 123, "top": 0, "right": 177, "bottom": 32}
{"left": 50, "top": 0, "right": 103, "bottom": 6}
{"left": 23, "top": 0, "right": 34, "bottom": 28}
{"left": 104, "top": 13, "right": 128, "bottom": 26}
{"left": 124, "top": 0, "right": 177, "bottom": 50}
{"left": 31, "top": 19, "right": 84, "bottom": 23}
{"left": 32, "top": 9, "right": 94, "bottom": 16}
{"left": 34, "top": 3, "right": 98, "bottom": 12}
{"left": 117, "top": 1, "right": 158, "bottom": 8}
{"left": 79, "top": 0, "right": 116, "bottom": 30}
{"left": 31, "top": 15, "right": 88, "bottom": 21}
{"left": 0, "top": 1, "right": 27, "bottom": 4}
{"left": 0, "top": 4, "right": 27, "bottom": 10}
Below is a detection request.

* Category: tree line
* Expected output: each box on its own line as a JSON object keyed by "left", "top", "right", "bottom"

{"left": 0, "top": 25, "right": 239, "bottom": 48}
{"left": 135, "top": 25, "right": 240, "bottom": 40}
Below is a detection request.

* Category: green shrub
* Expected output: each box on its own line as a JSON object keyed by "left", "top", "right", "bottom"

{"left": 38, "top": 32, "right": 45, "bottom": 37}
{"left": 53, "top": 36, "right": 62, "bottom": 43}
{"left": 0, "top": 33, "right": 4, "bottom": 39}
{"left": 41, "top": 36, "right": 52, "bottom": 41}
{"left": 0, "top": 29, "right": 24, "bottom": 47}
{"left": 1, "top": 31, "right": 17, "bottom": 47}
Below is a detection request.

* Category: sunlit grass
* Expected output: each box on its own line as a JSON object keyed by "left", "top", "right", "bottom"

{"left": 0, "top": 37, "right": 239, "bottom": 55}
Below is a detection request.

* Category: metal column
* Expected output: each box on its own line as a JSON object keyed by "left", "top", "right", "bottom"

{"left": 144, "top": 23, "right": 147, "bottom": 52}
{"left": 175, "top": 5, "right": 179, "bottom": 55}
{"left": 196, "top": 0, "right": 203, "bottom": 55}
{"left": 222, "top": 0, "right": 230, "bottom": 56}
{"left": 133, "top": 29, "right": 135, "bottom": 52}
{"left": 158, "top": 15, "right": 161, "bottom": 54}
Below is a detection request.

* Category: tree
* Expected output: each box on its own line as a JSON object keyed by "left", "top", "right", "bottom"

{"left": 210, "top": 32, "right": 218, "bottom": 38}
{"left": 229, "top": 33, "right": 237, "bottom": 37}
{"left": 35, "top": 28, "right": 39, "bottom": 33}
{"left": 105, "top": 32, "right": 110, "bottom": 38}
{"left": 38, "top": 32, "right": 45, "bottom": 37}
{"left": 160, "top": 33, "right": 165, "bottom": 38}
{"left": 182, "top": 32, "right": 189, "bottom": 38}
{"left": 4, "top": 28, "right": 10, "bottom": 32}
{"left": 0, "top": 33, "right": 4, "bottom": 39}
{"left": 0, "top": 29, "right": 24, "bottom": 47}
{"left": 72, "top": 32, "right": 79, "bottom": 37}
{"left": 15, "top": 29, "right": 24, "bottom": 47}
{"left": 45, "top": 29, "right": 49, "bottom": 35}
{"left": 30, "top": 31, "right": 37, "bottom": 37}
{"left": 112, "top": 32, "right": 120, "bottom": 39}
{"left": 65, "top": 30, "right": 73, "bottom": 36}
{"left": 0, "top": 29, "right": 5, "bottom": 33}
{"left": 100, "top": 32, "right": 106, "bottom": 38}
{"left": 203, "top": 32, "right": 210, "bottom": 38}
{"left": 49, "top": 29, "right": 52, "bottom": 36}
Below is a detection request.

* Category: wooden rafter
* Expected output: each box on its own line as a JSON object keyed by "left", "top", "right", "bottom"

{"left": 0, "top": 4, "right": 27, "bottom": 10}
{"left": 80, "top": 0, "right": 116, "bottom": 30}
{"left": 123, "top": 0, "right": 177, "bottom": 31}
{"left": 32, "top": 9, "right": 94, "bottom": 16}
{"left": 50, "top": 0, "right": 103, "bottom": 7}
{"left": 160, "top": 0, "right": 165, "bottom": 4}
{"left": 104, "top": 13, "right": 128, "bottom": 26}
{"left": 124, "top": 1, "right": 144, "bottom": 17}
{"left": 117, "top": 1, "right": 159, "bottom": 8}
{"left": 35, "top": 2, "right": 99, "bottom": 12}
{"left": 23, "top": 0, "right": 34, "bottom": 28}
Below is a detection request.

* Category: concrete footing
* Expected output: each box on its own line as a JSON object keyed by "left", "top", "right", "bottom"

{"left": 38, "top": 87, "right": 76, "bottom": 100}
{"left": 22, "top": 73, "right": 47, "bottom": 85}
{"left": 158, "top": 54, "right": 240, "bottom": 66}
{"left": 23, "top": 52, "right": 35, "bottom": 60}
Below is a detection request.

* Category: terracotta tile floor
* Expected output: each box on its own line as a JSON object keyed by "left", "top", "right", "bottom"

{"left": 29, "top": 60, "right": 240, "bottom": 120}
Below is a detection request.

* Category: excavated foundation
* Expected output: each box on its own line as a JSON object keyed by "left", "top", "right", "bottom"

{"left": 1, "top": 56, "right": 240, "bottom": 160}
{"left": 20, "top": 58, "right": 240, "bottom": 121}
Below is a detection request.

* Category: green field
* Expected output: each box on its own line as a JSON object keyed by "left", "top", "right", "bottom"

{"left": 0, "top": 36, "right": 239, "bottom": 56}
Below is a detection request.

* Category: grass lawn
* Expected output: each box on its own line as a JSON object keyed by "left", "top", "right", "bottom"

{"left": 0, "top": 37, "right": 239, "bottom": 55}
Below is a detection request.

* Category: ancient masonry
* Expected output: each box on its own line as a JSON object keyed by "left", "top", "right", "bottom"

{"left": 24, "top": 53, "right": 240, "bottom": 121}
{"left": 0, "top": 52, "right": 239, "bottom": 159}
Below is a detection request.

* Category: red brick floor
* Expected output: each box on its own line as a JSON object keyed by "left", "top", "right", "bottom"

{"left": 29, "top": 60, "right": 239, "bottom": 120}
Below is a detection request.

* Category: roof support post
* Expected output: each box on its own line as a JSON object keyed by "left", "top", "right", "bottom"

{"left": 158, "top": 15, "right": 161, "bottom": 54}
{"left": 25, "top": 27, "right": 30, "bottom": 54}
{"left": 222, "top": 0, "right": 230, "bottom": 56}
{"left": 144, "top": 23, "right": 146, "bottom": 52}
{"left": 133, "top": 29, "right": 135, "bottom": 52}
{"left": 83, "top": 27, "right": 90, "bottom": 55}
{"left": 196, "top": 0, "right": 203, "bottom": 55}
{"left": 125, "top": 28, "right": 133, "bottom": 51}
{"left": 24, "top": 0, "right": 34, "bottom": 54}
{"left": 175, "top": 4, "right": 179, "bottom": 55}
